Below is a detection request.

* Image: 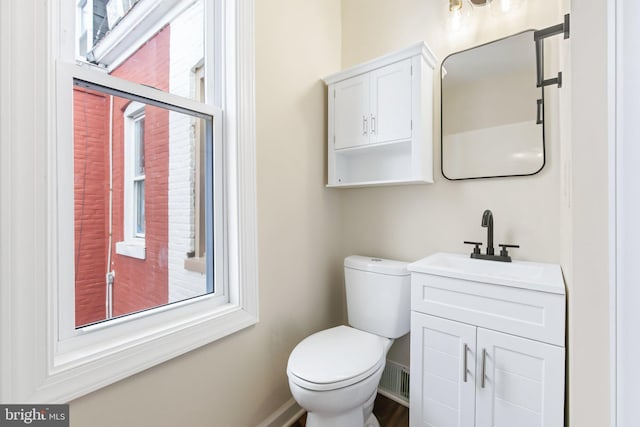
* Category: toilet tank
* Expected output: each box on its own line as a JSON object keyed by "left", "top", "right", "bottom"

{"left": 344, "top": 256, "right": 411, "bottom": 339}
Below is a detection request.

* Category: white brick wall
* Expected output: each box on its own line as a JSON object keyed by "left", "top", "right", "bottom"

{"left": 167, "top": 0, "right": 206, "bottom": 302}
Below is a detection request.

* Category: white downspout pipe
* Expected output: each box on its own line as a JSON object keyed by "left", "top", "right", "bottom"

{"left": 106, "top": 94, "right": 115, "bottom": 320}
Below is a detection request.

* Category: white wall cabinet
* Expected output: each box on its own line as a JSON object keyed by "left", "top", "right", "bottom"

{"left": 324, "top": 42, "right": 436, "bottom": 187}
{"left": 408, "top": 255, "right": 566, "bottom": 427}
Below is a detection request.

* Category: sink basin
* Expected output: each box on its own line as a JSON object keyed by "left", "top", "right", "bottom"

{"left": 408, "top": 252, "right": 565, "bottom": 294}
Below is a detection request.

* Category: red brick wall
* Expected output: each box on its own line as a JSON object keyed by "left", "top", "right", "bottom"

{"left": 74, "top": 26, "right": 171, "bottom": 325}
{"left": 109, "top": 25, "right": 170, "bottom": 317}
{"left": 74, "top": 87, "right": 110, "bottom": 327}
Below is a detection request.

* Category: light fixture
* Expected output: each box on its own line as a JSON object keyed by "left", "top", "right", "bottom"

{"left": 447, "top": 0, "right": 471, "bottom": 32}
{"left": 449, "top": 0, "right": 463, "bottom": 11}
{"left": 488, "top": 0, "right": 525, "bottom": 14}
{"left": 447, "top": 0, "right": 526, "bottom": 24}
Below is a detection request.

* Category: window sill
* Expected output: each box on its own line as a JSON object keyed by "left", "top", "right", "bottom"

{"left": 115, "top": 240, "right": 146, "bottom": 259}
{"left": 184, "top": 256, "right": 206, "bottom": 273}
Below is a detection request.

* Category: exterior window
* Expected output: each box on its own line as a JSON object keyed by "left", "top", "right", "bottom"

{"left": 133, "top": 114, "right": 145, "bottom": 236}
{"left": 76, "top": 0, "right": 90, "bottom": 57}
{"left": 114, "top": 102, "right": 147, "bottom": 260}
{"left": 125, "top": 103, "right": 146, "bottom": 241}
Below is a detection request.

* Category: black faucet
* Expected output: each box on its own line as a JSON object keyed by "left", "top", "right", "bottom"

{"left": 464, "top": 209, "right": 520, "bottom": 262}
{"left": 481, "top": 209, "right": 494, "bottom": 256}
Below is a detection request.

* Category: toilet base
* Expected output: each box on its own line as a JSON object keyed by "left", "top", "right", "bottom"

{"left": 365, "top": 413, "right": 380, "bottom": 427}
{"left": 304, "top": 393, "right": 380, "bottom": 427}
{"left": 305, "top": 407, "right": 363, "bottom": 427}
{"left": 305, "top": 412, "right": 380, "bottom": 427}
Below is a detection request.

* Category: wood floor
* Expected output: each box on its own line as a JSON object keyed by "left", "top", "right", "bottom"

{"left": 290, "top": 393, "right": 408, "bottom": 427}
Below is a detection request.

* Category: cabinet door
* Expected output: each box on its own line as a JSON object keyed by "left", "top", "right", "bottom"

{"left": 410, "top": 312, "right": 476, "bottom": 427}
{"left": 370, "top": 58, "right": 413, "bottom": 145}
{"left": 333, "top": 73, "right": 370, "bottom": 150}
{"left": 476, "top": 328, "right": 565, "bottom": 427}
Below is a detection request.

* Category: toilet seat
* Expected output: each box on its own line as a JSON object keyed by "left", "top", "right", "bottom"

{"left": 287, "top": 326, "right": 388, "bottom": 392}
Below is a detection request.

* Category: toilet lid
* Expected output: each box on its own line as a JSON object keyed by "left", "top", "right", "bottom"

{"left": 287, "top": 326, "right": 387, "bottom": 391}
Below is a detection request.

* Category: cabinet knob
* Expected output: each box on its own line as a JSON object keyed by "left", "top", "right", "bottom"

{"left": 362, "top": 116, "right": 368, "bottom": 136}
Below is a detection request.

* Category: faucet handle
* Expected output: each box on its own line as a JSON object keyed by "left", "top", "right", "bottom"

{"left": 464, "top": 241, "right": 483, "bottom": 255}
{"left": 498, "top": 244, "right": 520, "bottom": 257}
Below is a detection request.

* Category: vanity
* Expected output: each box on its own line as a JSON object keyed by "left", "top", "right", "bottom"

{"left": 408, "top": 253, "right": 566, "bottom": 427}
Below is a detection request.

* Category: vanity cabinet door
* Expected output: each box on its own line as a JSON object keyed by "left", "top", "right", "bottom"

{"left": 369, "top": 58, "right": 413, "bottom": 145}
{"left": 333, "top": 73, "right": 370, "bottom": 150}
{"left": 410, "top": 312, "right": 476, "bottom": 427}
{"left": 475, "top": 328, "right": 565, "bottom": 427}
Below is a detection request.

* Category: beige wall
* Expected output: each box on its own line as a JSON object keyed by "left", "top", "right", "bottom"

{"left": 70, "top": 1, "right": 344, "bottom": 426}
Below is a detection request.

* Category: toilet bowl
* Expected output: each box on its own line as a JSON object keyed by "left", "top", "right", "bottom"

{"left": 287, "top": 326, "right": 392, "bottom": 427}
{"left": 286, "top": 256, "right": 411, "bottom": 427}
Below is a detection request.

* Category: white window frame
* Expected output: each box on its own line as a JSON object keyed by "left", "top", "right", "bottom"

{"left": 0, "top": 0, "right": 257, "bottom": 403}
{"left": 130, "top": 108, "right": 146, "bottom": 238}
{"left": 75, "top": 0, "right": 93, "bottom": 59}
{"left": 116, "top": 101, "right": 147, "bottom": 259}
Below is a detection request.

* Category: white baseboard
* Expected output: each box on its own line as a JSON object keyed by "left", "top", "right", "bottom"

{"left": 256, "top": 398, "right": 304, "bottom": 427}
{"left": 377, "top": 388, "right": 409, "bottom": 408}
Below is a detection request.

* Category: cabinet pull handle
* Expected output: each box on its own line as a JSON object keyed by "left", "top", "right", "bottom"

{"left": 463, "top": 343, "right": 468, "bottom": 383}
{"left": 481, "top": 348, "right": 487, "bottom": 388}
{"left": 371, "top": 115, "right": 376, "bottom": 134}
{"left": 362, "top": 116, "right": 368, "bottom": 136}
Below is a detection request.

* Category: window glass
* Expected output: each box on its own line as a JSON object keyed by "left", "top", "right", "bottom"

{"left": 77, "top": 0, "right": 90, "bottom": 57}
{"left": 134, "top": 115, "right": 145, "bottom": 176}
{"left": 73, "top": 0, "right": 212, "bottom": 329}
{"left": 73, "top": 81, "right": 213, "bottom": 328}
{"left": 80, "top": 0, "right": 206, "bottom": 101}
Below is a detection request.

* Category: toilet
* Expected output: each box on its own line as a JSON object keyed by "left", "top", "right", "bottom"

{"left": 286, "top": 255, "right": 411, "bottom": 427}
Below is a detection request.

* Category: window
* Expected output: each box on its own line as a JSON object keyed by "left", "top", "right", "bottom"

{"left": 73, "top": 0, "right": 216, "bottom": 326}
{"left": 132, "top": 109, "right": 145, "bottom": 238}
{"left": 73, "top": 77, "right": 218, "bottom": 326}
{"left": 115, "top": 102, "right": 147, "bottom": 260}
{"left": 76, "top": 0, "right": 90, "bottom": 57}
{"left": 0, "top": 0, "right": 257, "bottom": 403}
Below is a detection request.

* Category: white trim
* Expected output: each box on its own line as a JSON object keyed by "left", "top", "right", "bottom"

{"left": 611, "top": 0, "right": 640, "bottom": 425}
{"left": 0, "top": 0, "right": 257, "bottom": 403}
{"left": 609, "top": 1, "right": 618, "bottom": 427}
{"left": 255, "top": 398, "right": 303, "bottom": 427}
{"left": 75, "top": 0, "right": 93, "bottom": 59}
{"left": 115, "top": 240, "right": 146, "bottom": 259}
{"left": 90, "top": 0, "right": 188, "bottom": 69}
{"left": 123, "top": 101, "right": 146, "bottom": 241}
{"left": 323, "top": 41, "right": 437, "bottom": 85}
{"left": 0, "top": 0, "right": 14, "bottom": 403}
{"left": 377, "top": 388, "right": 410, "bottom": 407}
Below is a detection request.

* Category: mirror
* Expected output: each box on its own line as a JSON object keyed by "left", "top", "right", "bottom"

{"left": 441, "top": 30, "right": 544, "bottom": 180}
